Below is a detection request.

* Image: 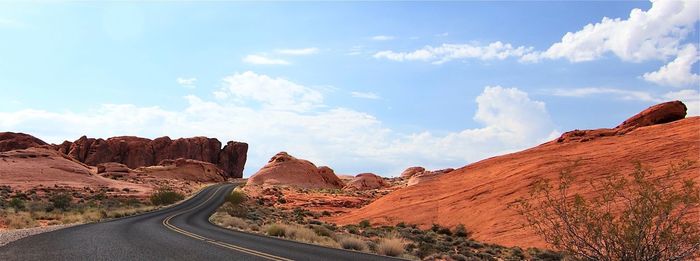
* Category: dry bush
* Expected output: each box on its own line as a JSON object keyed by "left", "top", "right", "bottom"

{"left": 514, "top": 161, "right": 700, "bottom": 260}
{"left": 339, "top": 236, "right": 368, "bottom": 251}
{"left": 286, "top": 224, "right": 323, "bottom": 243}
{"left": 214, "top": 213, "right": 249, "bottom": 230}
{"left": 265, "top": 223, "right": 287, "bottom": 237}
{"left": 377, "top": 236, "right": 405, "bottom": 257}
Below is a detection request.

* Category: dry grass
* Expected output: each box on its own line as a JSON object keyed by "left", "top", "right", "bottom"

{"left": 211, "top": 212, "right": 250, "bottom": 230}
{"left": 339, "top": 236, "right": 367, "bottom": 251}
{"left": 377, "top": 236, "right": 405, "bottom": 257}
{"left": 0, "top": 205, "right": 155, "bottom": 229}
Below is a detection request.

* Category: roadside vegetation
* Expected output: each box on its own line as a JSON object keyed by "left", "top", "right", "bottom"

{"left": 513, "top": 161, "right": 700, "bottom": 261}
{"left": 1, "top": 186, "right": 186, "bottom": 229}
{"left": 210, "top": 187, "right": 563, "bottom": 260}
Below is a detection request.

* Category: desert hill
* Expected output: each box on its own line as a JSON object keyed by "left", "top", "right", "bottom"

{"left": 330, "top": 101, "right": 700, "bottom": 248}
{"left": 246, "top": 152, "right": 344, "bottom": 189}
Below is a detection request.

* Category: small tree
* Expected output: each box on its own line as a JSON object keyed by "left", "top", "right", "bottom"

{"left": 150, "top": 187, "right": 184, "bottom": 206}
{"left": 513, "top": 161, "right": 700, "bottom": 260}
{"left": 49, "top": 193, "right": 72, "bottom": 211}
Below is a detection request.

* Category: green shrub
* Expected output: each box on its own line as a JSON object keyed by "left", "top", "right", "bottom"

{"left": 9, "top": 197, "right": 25, "bottom": 211}
{"left": 227, "top": 190, "right": 246, "bottom": 205}
{"left": 49, "top": 193, "right": 72, "bottom": 211}
{"left": 149, "top": 188, "right": 184, "bottom": 205}
{"left": 359, "top": 219, "right": 371, "bottom": 228}
{"left": 513, "top": 161, "right": 700, "bottom": 260}
{"left": 312, "top": 225, "right": 334, "bottom": 238}
{"left": 339, "top": 236, "right": 367, "bottom": 251}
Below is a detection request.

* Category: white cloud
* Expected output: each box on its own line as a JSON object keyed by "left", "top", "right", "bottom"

{"left": 176, "top": 77, "right": 197, "bottom": 89}
{"left": 436, "top": 32, "right": 449, "bottom": 37}
{"left": 242, "top": 54, "right": 290, "bottom": 65}
{"left": 0, "top": 72, "right": 557, "bottom": 177}
{"left": 643, "top": 44, "right": 700, "bottom": 87}
{"left": 540, "top": 0, "right": 699, "bottom": 63}
{"left": 374, "top": 41, "right": 535, "bottom": 64}
{"left": 275, "top": 47, "right": 319, "bottom": 56}
{"left": 217, "top": 71, "right": 323, "bottom": 112}
{"left": 350, "top": 91, "right": 380, "bottom": 100}
{"left": 550, "top": 87, "right": 658, "bottom": 102}
{"left": 371, "top": 35, "right": 395, "bottom": 41}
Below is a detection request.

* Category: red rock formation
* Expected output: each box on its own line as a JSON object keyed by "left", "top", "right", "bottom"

{"left": 97, "top": 162, "right": 130, "bottom": 174}
{"left": 0, "top": 132, "right": 48, "bottom": 152}
{"left": 406, "top": 168, "right": 454, "bottom": 186}
{"left": 331, "top": 101, "right": 699, "bottom": 248}
{"left": 343, "top": 173, "right": 387, "bottom": 191}
{"left": 399, "top": 166, "right": 425, "bottom": 179}
{"left": 134, "top": 158, "right": 225, "bottom": 183}
{"left": 246, "top": 152, "right": 344, "bottom": 189}
{"left": 57, "top": 136, "right": 247, "bottom": 178}
{"left": 555, "top": 100, "right": 687, "bottom": 143}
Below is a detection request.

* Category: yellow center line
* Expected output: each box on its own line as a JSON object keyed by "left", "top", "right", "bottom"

{"left": 162, "top": 185, "right": 293, "bottom": 261}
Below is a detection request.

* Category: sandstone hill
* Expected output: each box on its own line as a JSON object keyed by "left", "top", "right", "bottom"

{"left": 330, "top": 101, "right": 700, "bottom": 248}
{"left": 246, "top": 152, "right": 344, "bottom": 189}
{"left": 343, "top": 173, "right": 387, "bottom": 191}
{"left": 0, "top": 147, "right": 151, "bottom": 196}
{"left": 0, "top": 132, "right": 48, "bottom": 152}
{"left": 54, "top": 135, "right": 247, "bottom": 178}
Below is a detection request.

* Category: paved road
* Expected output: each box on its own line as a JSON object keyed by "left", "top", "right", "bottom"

{"left": 0, "top": 183, "right": 400, "bottom": 261}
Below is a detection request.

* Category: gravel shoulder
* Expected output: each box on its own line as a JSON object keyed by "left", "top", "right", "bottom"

{"left": 0, "top": 224, "right": 78, "bottom": 247}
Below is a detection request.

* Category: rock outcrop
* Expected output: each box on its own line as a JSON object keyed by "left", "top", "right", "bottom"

{"left": 133, "top": 158, "right": 225, "bottom": 182}
{"left": 55, "top": 136, "right": 247, "bottom": 178}
{"left": 555, "top": 100, "right": 687, "bottom": 143}
{"left": 331, "top": 101, "right": 699, "bottom": 248}
{"left": 406, "top": 168, "right": 454, "bottom": 186}
{"left": 400, "top": 166, "right": 425, "bottom": 179}
{"left": 246, "top": 152, "right": 344, "bottom": 189}
{"left": 0, "top": 132, "right": 48, "bottom": 152}
{"left": 343, "top": 173, "right": 387, "bottom": 191}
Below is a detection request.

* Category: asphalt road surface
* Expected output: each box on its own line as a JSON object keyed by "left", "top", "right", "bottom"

{"left": 0, "top": 183, "right": 401, "bottom": 261}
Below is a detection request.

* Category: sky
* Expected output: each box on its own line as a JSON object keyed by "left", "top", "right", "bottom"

{"left": 0, "top": 1, "right": 698, "bottom": 177}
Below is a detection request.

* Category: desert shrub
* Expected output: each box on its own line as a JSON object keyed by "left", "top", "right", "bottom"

{"left": 377, "top": 236, "right": 405, "bottom": 257}
{"left": 49, "top": 193, "right": 72, "bottom": 211}
{"left": 227, "top": 190, "right": 246, "bottom": 205}
{"left": 453, "top": 224, "right": 469, "bottom": 237}
{"left": 286, "top": 225, "right": 323, "bottom": 243}
{"left": 359, "top": 219, "right": 371, "bottom": 228}
{"left": 321, "top": 210, "right": 331, "bottom": 216}
{"left": 514, "top": 161, "right": 700, "bottom": 260}
{"left": 9, "top": 197, "right": 25, "bottom": 211}
{"left": 265, "top": 223, "right": 286, "bottom": 237}
{"left": 339, "top": 236, "right": 368, "bottom": 251}
{"left": 312, "top": 225, "right": 334, "bottom": 238}
{"left": 219, "top": 215, "right": 249, "bottom": 230}
{"left": 149, "top": 187, "right": 184, "bottom": 206}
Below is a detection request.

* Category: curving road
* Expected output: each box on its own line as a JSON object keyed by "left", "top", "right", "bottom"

{"left": 0, "top": 183, "right": 400, "bottom": 261}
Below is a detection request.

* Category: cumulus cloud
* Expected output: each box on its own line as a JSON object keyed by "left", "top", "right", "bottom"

{"left": 176, "top": 77, "right": 197, "bottom": 89}
{"left": 643, "top": 44, "right": 700, "bottom": 87}
{"left": 275, "top": 47, "right": 319, "bottom": 56}
{"left": 217, "top": 71, "right": 323, "bottom": 112}
{"left": 242, "top": 54, "right": 290, "bottom": 65}
{"left": 528, "top": 0, "right": 700, "bottom": 88}
{"left": 374, "top": 41, "right": 535, "bottom": 64}
{"left": 371, "top": 35, "right": 395, "bottom": 41}
{"left": 0, "top": 72, "right": 558, "bottom": 177}
{"left": 540, "top": 0, "right": 699, "bottom": 63}
{"left": 350, "top": 91, "right": 380, "bottom": 100}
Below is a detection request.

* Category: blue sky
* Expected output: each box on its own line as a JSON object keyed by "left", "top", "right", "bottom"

{"left": 1, "top": 1, "right": 698, "bottom": 177}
